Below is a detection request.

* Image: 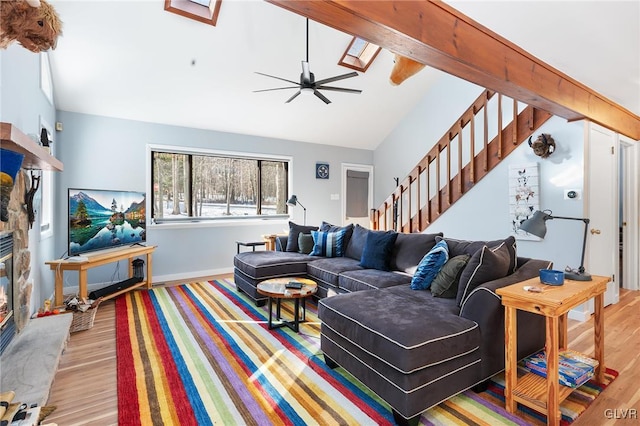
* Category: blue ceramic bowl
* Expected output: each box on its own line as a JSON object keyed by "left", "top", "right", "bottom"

{"left": 539, "top": 269, "right": 565, "bottom": 286}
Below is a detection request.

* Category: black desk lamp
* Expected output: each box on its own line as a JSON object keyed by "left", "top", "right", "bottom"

{"left": 519, "top": 209, "right": 592, "bottom": 281}
{"left": 287, "top": 195, "right": 306, "bottom": 225}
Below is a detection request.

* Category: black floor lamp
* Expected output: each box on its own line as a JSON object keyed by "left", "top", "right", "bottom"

{"left": 287, "top": 195, "right": 306, "bottom": 225}
{"left": 519, "top": 209, "right": 592, "bottom": 281}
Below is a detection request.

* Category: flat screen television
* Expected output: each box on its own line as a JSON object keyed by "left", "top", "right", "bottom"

{"left": 68, "top": 188, "right": 146, "bottom": 256}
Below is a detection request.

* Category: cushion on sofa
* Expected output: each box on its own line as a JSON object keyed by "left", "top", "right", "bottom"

{"left": 410, "top": 239, "right": 449, "bottom": 290}
{"left": 339, "top": 269, "right": 412, "bottom": 292}
{"left": 360, "top": 230, "right": 398, "bottom": 271}
{"left": 320, "top": 222, "right": 354, "bottom": 249}
{"left": 344, "top": 224, "right": 369, "bottom": 260}
{"left": 437, "top": 235, "right": 517, "bottom": 274}
{"left": 310, "top": 229, "right": 347, "bottom": 257}
{"left": 286, "top": 221, "right": 318, "bottom": 252}
{"left": 390, "top": 232, "right": 443, "bottom": 274}
{"left": 297, "top": 233, "right": 314, "bottom": 254}
{"left": 233, "top": 250, "right": 310, "bottom": 279}
{"left": 319, "top": 285, "right": 479, "bottom": 373}
{"left": 456, "top": 241, "right": 512, "bottom": 306}
{"left": 431, "top": 254, "right": 470, "bottom": 298}
{"left": 307, "top": 257, "right": 363, "bottom": 287}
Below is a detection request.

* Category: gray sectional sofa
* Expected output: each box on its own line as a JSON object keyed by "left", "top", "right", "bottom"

{"left": 233, "top": 222, "right": 551, "bottom": 425}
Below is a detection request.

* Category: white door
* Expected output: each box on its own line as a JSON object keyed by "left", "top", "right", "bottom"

{"left": 341, "top": 163, "right": 373, "bottom": 228}
{"left": 620, "top": 137, "right": 639, "bottom": 291}
{"left": 585, "top": 122, "right": 619, "bottom": 306}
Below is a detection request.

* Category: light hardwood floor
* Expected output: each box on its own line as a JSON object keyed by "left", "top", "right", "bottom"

{"left": 46, "top": 280, "right": 638, "bottom": 425}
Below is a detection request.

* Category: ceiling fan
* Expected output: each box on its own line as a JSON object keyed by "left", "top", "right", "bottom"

{"left": 254, "top": 19, "right": 362, "bottom": 104}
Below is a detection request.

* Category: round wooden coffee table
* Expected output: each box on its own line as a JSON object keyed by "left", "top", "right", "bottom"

{"left": 256, "top": 277, "right": 317, "bottom": 332}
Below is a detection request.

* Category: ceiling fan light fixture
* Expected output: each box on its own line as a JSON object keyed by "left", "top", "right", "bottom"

{"left": 301, "top": 87, "right": 314, "bottom": 95}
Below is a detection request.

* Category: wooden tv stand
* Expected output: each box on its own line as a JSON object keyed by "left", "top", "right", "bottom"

{"left": 46, "top": 245, "right": 156, "bottom": 306}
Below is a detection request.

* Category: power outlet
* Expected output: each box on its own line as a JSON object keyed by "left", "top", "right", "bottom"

{"left": 564, "top": 189, "right": 581, "bottom": 200}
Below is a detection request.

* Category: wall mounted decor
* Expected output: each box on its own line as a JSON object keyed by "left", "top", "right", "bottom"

{"left": 528, "top": 133, "right": 556, "bottom": 158}
{"left": 509, "top": 163, "right": 540, "bottom": 240}
{"left": 316, "top": 162, "right": 329, "bottom": 179}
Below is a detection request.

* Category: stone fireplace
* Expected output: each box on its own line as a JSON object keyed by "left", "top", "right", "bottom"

{"left": 0, "top": 170, "right": 35, "bottom": 352}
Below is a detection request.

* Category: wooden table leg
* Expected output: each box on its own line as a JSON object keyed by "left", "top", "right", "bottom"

{"left": 546, "top": 315, "right": 560, "bottom": 426}
{"left": 504, "top": 306, "right": 517, "bottom": 413}
{"left": 559, "top": 313, "right": 568, "bottom": 349}
{"left": 594, "top": 293, "right": 605, "bottom": 383}
{"left": 79, "top": 269, "right": 88, "bottom": 300}
{"left": 54, "top": 267, "right": 64, "bottom": 306}
{"left": 146, "top": 252, "right": 153, "bottom": 289}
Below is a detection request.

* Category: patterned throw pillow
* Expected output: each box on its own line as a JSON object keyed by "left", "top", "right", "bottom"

{"left": 310, "top": 229, "right": 347, "bottom": 257}
{"left": 410, "top": 239, "right": 449, "bottom": 290}
{"left": 359, "top": 230, "right": 398, "bottom": 271}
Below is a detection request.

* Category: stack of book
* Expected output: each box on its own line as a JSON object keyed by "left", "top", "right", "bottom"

{"left": 524, "top": 349, "right": 599, "bottom": 388}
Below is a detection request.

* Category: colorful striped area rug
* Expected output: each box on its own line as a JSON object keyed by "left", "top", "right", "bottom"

{"left": 115, "top": 279, "right": 617, "bottom": 425}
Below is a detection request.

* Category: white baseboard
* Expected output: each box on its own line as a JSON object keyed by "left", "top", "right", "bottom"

{"left": 568, "top": 308, "right": 590, "bottom": 322}
{"left": 152, "top": 267, "right": 233, "bottom": 285}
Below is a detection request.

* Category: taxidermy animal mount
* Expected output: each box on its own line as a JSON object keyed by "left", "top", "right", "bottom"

{"left": 0, "top": 0, "right": 62, "bottom": 52}
{"left": 528, "top": 133, "right": 556, "bottom": 158}
{"left": 390, "top": 54, "right": 426, "bottom": 85}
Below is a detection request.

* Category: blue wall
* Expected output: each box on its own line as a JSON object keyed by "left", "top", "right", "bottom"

{"left": 54, "top": 111, "right": 372, "bottom": 285}
{"left": 0, "top": 45, "right": 58, "bottom": 307}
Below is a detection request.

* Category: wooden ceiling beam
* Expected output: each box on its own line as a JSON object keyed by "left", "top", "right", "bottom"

{"left": 267, "top": 0, "right": 640, "bottom": 140}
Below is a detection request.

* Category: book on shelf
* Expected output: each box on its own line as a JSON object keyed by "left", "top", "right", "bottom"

{"left": 524, "top": 349, "right": 599, "bottom": 388}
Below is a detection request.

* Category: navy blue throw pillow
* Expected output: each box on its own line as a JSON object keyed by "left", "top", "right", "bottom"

{"left": 360, "top": 230, "right": 398, "bottom": 271}
{"left": 411, "top": 239, "right": 449, "bottom": 290}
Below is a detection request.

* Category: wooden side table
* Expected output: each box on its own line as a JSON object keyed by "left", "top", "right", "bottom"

{"left": 257, "top": 277, "right": 317, "bottom": 333}
{"left": 496, "top": 275, "right": 609, "bottom": 426}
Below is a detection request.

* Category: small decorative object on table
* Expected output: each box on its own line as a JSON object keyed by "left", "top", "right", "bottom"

{"left": 539, "top": 269, "right": 564, "bottom": 286}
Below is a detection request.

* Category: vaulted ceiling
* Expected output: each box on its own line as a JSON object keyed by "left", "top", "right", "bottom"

{"left": 47, "top": 1, "right": 639, "bottom": 150}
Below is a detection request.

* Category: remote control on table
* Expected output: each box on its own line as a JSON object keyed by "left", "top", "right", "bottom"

{"left": 285, "top": 281, "right": 303, "bottom": 289}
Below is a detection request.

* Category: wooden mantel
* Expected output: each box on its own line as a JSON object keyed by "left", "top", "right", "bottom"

{"left": 266, "top": 0, "right": 640, "bottom": 141}
{"left": 0, "top": 122, "right": 63, "bottom": 171}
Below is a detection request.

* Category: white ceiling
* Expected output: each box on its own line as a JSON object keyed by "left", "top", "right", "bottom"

{"left": 47, "top": 1, "right": 640, "bottom": 150}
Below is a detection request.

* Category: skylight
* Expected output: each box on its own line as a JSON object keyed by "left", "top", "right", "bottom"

{"left": 338, "top": 37, "right": 381, "bottom": 72}
{"left": 164, "top": 0, "right": 222, "bottom": 26}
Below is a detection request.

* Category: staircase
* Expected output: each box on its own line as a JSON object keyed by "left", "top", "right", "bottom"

{"left": 372, "top": 89, "right": 552, "bottom": 232}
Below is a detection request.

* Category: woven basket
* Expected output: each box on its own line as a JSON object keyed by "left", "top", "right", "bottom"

{"left": 69, "top": 306, "right": 98, "bottom": 332}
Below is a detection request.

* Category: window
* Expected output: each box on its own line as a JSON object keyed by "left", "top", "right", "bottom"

{"left": 151, "top": 149, "right": 289, "bottom": 222}
{"left": 40, "top": 52, "right": 53, "bottom": 104}
{"left": 39, "top": 118, "right": 54, "bottom": 238}
{"left": 164, "top": 0, "right": 222, "bottom": 26}
{"left": 338, "top": 37, "right": 381, "bottom": 72}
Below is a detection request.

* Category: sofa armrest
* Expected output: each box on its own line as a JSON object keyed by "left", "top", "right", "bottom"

{"left": 459, "top": 257, "right": 552, "bottom": 379}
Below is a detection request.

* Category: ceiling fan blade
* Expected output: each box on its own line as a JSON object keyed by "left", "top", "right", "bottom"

{"left": 301, "top": 61, "right": 312, "bottom": 84}
{"left": 285, "top": 90, "right": 302, "bottom": 103}
{"left": 313, "top": 89, "right": 331, "bottom": 104}
{"left": 316, "top": 86, "right": 362, "bottom": 94}
{"left": 314, "top": 71, "right": 358, "bottom": 86}
{"left": 253, "top": 86, "right": 300, "bottom": 93}
{"left": 255, "top": 72, "right": 300, "bottom": 86}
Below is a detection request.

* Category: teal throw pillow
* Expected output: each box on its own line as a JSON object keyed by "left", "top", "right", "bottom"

{"left": 310, "top": 229, "right": 347, "bottom": 257}
{"left": 411, "top": 239, "right": 449, "bottom": 290}
{"left": 298, "top": 233, "right": 314, "bottom": 254}
{"left": 359, "top": 230, "right": 398, "bottom": 271}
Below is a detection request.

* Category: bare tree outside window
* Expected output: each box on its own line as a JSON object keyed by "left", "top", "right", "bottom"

{"left": 152, "top": 150, "right": 288, "bottom": 221}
